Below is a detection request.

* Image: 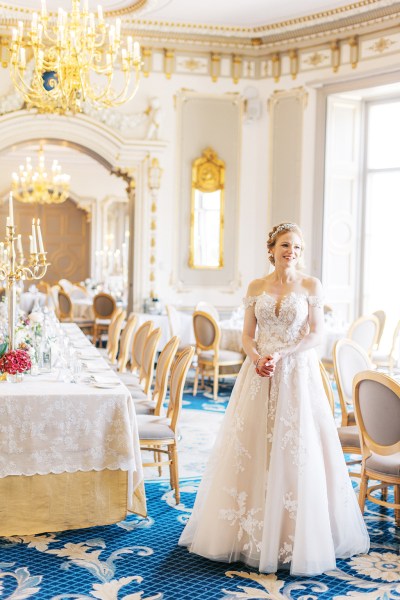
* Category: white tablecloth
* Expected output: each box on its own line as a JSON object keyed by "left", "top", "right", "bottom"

{"left": 0, "top": 323, "right": 143, "bottom": 514}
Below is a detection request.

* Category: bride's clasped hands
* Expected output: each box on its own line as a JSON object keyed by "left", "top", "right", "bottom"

{"left": 254, "top": 352, "right": 281, "bottom": 377}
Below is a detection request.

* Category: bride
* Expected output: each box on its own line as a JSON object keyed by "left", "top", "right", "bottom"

{"left": 179, "top": 222, "right": 369, "bottom": 576}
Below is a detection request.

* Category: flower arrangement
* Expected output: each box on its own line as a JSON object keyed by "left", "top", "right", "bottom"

{"left": 0, "top": 349, "right": 32, "bottom": 375}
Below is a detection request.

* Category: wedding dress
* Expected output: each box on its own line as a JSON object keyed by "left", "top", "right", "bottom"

{"left": 179, "top": 292, "right": 370, "bottom": 576}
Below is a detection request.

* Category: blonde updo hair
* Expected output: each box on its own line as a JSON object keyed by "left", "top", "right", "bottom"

{"left": 267, "top": 222, "right": 304, "bottom": 266}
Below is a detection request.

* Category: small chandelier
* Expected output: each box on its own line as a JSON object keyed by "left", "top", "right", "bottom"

{"left": 11, "top": 145, "right": 71, "bottom": 204}
{"left": 9, "top": 0, "right": 141, "bottom": 114}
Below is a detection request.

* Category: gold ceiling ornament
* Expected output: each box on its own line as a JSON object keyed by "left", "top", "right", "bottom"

{"left": 11, "top": 144, "right": 71, "bottom": 204}
{"left": 9, "top": 0, "right": 141, "bottom": 114}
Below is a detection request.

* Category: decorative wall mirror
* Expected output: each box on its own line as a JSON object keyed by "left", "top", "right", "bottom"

{"left": 189, "top": 147, "right": 225, "bottom": 269}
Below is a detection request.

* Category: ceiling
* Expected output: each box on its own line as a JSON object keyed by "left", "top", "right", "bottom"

{"left": 0, "top": 0, "right": 394, "bottom": 30}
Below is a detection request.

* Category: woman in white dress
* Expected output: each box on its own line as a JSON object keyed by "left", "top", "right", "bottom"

{"left": 179, "top": 222, "right": 369, "bottom": 576}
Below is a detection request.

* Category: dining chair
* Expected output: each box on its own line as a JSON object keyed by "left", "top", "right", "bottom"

{"left": 195, "top": 301, "right": 220, "bottom": 323}
{"left": 126, "top": 336, "right": 180, "bottom": 415}
{"left": 98, "top": 309, "right": 126, "bottom": 364}
{"left": 353, "top": 370, "right": 400, "bottom": 525}
{"left": 92, "top": 292, "right": 117, "bottom": 346}
{"left": 347, "top": 314, "right": 380, "bottom": 357}
{"left": 319, "top": 360, "right": 362, "bottom": 477}
{"left": 192, "top": 310, "right": 244, "bottom": 400}
{"left": 333, "top": 338, "right": 373, "bottom": 427}
{"left": 116, "top": 313, "right": 137, "bottom": 373}
{"left": 372, "top": 310, "right": 386, "bottom": 351}
{"left": 58, "top": 278, "right": 74, "bottom": 294}
{"left": 137, "top": 345, "right": 195, "bottom": 504}
{"left": 138, "top": 327, "right": 162, "bottom": 394}
{"left": 58, "top": 289, "right": 94, "bottom": 334}
{"left": 129, "top": 320, "right": 155, "bottom": 376}
{"left": 373, "top": 319, "right": 400, "bottom": 373}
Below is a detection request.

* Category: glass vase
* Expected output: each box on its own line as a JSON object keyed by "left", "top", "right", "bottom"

{"left": 6, "top": 372, "right": 24, "bottom": 383}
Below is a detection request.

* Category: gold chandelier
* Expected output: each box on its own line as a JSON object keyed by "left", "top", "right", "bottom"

{"left": 11, "top": 145, "right": 71, "bottom": 204}
{"left": 9, "top": 0, "right": 142, "bottom": 114}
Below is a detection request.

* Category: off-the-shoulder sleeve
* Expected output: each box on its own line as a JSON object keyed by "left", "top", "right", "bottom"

{"left": 243, "top": 295, "right": 258, "bottom": 309}
{"left": 307, "top": 296, "right": 323, "bottom": 309}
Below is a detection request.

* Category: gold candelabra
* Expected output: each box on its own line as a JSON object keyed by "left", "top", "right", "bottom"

{"left": 12, "top": 144, "right": 70, "bottom": 205}
{"left": 0, "top": 193, "right": 50, "bottom": 350}
{"left": 9, "top": 0, "right": 142, "bottom": 114}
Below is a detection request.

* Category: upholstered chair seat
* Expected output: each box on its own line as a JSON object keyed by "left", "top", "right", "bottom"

{"left": 138, "top": 415, "right": 174, "bottom": 440}
{"left": 198, "top": 349, "right": 243, "bottom": 362}
{"left": 336, "top": 425, "right": 360, "bottom": 448}
{"left": 134, "top": 400, "right": 157, "bottom": 415}
{"left": 366, "top": 452, "right": 400, "bottom": 477}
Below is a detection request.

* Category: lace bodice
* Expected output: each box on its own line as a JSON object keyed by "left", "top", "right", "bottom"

{"left": 243, "top": 292, "right": 322, "bottom": 354}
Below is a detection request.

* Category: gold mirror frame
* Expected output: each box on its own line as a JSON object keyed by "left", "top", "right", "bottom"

{"left": 189, "top": 147, "right": 225, "bottom": 269}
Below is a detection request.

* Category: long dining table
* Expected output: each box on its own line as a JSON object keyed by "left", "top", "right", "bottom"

{"left": 0, "top": 323, "right": 146, "bottom": 536}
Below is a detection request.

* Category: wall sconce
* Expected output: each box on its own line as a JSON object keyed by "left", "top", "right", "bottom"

{"left": 148, "top": 157, "right": 163, "bottom": 191}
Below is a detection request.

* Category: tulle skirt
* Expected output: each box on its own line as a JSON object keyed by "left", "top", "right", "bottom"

{"left": 179, "top": 351, "right": 369, "bottom": 575}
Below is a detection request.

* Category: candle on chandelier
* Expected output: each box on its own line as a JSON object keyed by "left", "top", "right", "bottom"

{"left": 8, "top": 192, "right": 14, "bottom": 227}
{"left": 36, "top": 219, "right": 45, "bottom": 254}
{"left": 31, "top": 219, "right": 38, "bottom": 254}
{"left": 29, "top": 235, "right": 33, "bottom": 254}
{"left": 17, "top": 234, "right": 23, "bottom": 256}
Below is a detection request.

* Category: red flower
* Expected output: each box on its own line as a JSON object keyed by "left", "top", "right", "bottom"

{"left": 0, "top": 349, "right": 32, "bottom": 375}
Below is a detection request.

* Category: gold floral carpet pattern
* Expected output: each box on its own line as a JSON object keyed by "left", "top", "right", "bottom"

{"left": 0, "top": 382, "right": 398, "bottom": 599}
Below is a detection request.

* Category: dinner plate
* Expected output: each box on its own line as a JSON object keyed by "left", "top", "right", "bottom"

{"left": 93, "top": 382, "right": 120, "bottom": 389}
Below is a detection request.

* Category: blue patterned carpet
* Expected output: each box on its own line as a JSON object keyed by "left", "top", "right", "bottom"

{"left": 0, "top": 380, "right": 399, "bottom": 599}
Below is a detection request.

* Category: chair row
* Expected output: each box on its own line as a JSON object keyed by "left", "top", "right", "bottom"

{"left": 320, "top": 354, "right": 399, "bottom": 525}
{"left": 99, "top": 310, "right": 195, "bottom": 504}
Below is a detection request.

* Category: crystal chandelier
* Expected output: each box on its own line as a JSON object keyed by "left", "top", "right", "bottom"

{"left": 11, "top": 145, "right": 71, "bottom": 204}
{"left": 9, "top": 0, "right": 141, "bottom": 114}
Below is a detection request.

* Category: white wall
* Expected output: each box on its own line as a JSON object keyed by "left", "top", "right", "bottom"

{"left": 0, "top": 43, "right": 399, "bottom": 312}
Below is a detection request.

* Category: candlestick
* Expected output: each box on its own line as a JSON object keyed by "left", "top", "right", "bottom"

{"left": 8, "top": 192, "right": 14, "bottom": 226}
{"left": 31, "top": 219, "right": 37, "bottom": 254}
{"left": 0, "top": 213, "right": 50, "bottom": 350}
{"left": 36, "top": 219, "right": 45, "bottom": 253}
{"left": 17, "top": 234, "right": 23, "bottom": 256}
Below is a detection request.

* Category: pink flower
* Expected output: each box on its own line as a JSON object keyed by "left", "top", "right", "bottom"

{"left": 0, "top": 349, "right": 32, "bottom": 374}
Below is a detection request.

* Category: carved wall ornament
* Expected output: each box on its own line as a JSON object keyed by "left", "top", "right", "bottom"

{"left": 369, "top": 37, "right": 396, "bottom": 53}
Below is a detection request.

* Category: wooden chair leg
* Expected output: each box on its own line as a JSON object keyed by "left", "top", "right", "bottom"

{"left": 170, "top": 444, "right": 180, "bottom": 504}
{"left": 213, "top": 366, "right": 219, "bottom": 400}
{"left": 358, "top": 471, "right": 368, "bottom": 514}
{"left": 395, "top": 485, "right": 400, "bottom": 526}
{"left": 381, "top": 486, "right": 388, "bottom": 501}
{"left": 153, "top": 450, "right": 162, "bottom": 477}
{"left": 193, "top": 365, "right": 200, "bottom": 396}
{"left": 92, "top": 325, "right": 98, "bottom": 347}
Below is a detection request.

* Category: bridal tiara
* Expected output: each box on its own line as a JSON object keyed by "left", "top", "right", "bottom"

{"left": 270, "top": 223, "right": 297, "bottom": 239}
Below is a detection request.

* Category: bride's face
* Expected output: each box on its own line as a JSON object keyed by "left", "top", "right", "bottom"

{"left": 272, "top": 231, "right": 302, "bottom": 268}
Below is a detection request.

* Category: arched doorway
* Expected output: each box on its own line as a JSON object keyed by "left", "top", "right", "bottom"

{"left": 0, "top": 110, "right": 166, "bottom": 309}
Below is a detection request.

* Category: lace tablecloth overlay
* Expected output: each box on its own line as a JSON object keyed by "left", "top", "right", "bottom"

{"left": 0, "top": 324, "right": 143, "bottom": 513}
